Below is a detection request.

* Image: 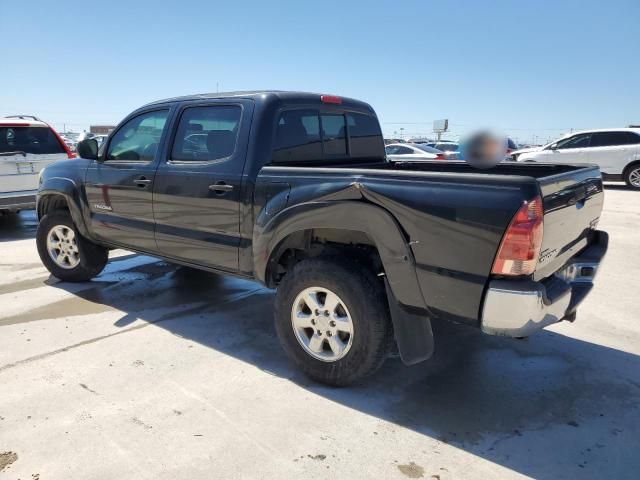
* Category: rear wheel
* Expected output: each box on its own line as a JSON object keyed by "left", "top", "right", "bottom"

{"left": 624, "top": 164, "right": 640, "bottom": 189}
{"left": 274, "top": 256, "right": 393, "bottom": 386}
{"left": 37, "top": 212, "right": 108, "bottom": 281}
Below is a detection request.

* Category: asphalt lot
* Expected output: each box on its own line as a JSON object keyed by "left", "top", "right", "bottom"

{"left": 0, "top": 184, "right": 639, "bottom": 479}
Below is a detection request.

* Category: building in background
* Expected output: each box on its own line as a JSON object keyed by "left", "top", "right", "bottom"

{"left": 90, "top": 125, "right": 115, "bottom": 134}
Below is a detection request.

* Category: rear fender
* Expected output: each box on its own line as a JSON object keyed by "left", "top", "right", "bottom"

{"left": 254, "top": 200, "right": 435, "bottom": 365}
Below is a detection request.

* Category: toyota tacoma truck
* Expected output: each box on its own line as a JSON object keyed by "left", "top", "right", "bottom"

{"left": 35, "top": 91, "right": 608, "bottom": 385}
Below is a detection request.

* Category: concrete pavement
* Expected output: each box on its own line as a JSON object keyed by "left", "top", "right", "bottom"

{"left": 0, "top": 184, "right": 639, "bottom": 479}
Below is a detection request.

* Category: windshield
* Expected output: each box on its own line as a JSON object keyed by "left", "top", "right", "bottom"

{"left": 0, "top": 126, "right": 65, "bottom": 154}
{"left": 436, "top": 143, "right": 459, "bottom": 152}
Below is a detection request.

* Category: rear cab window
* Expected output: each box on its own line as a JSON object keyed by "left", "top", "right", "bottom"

{"left": 272, "top": 108, "right": 383, "bottom": 164}
{"left": 0, "top": 125, "right": 66, "bottom": 155}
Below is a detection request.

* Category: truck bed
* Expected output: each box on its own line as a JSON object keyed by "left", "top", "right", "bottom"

{"left": 259, "top": 160, "right": 604, "bottom": 325}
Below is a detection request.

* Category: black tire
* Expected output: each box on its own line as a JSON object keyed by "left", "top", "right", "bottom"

{"left": 36, "top": 212, "right": 108, "bottom": 282}
{"left": 274, "top": 256, "right": 393, "bottom": 386}
{"left": 623, "top": 163, "right": 640, "bottom": 190}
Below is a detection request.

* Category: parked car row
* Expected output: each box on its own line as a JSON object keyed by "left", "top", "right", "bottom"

{"left": 59, "top": 132, "right": 109, "bottom": 153}
{"left": 387, "top": 130, "right": 640, "bottom": 189}
{"left": 510, "top": 128, "right": 640, "bottom": 188}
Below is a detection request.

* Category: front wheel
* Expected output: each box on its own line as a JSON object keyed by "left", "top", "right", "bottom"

{"left": 624, "top": 164, "right": 640, "bottom": 189}
{"left": 274, "top": 256, "right": 393, "bottom": 386}
{"left": 36, "top": 212, "right": 109, "bottom": 282}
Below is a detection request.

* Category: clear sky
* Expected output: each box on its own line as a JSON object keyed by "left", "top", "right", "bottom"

{"left": 1, "top": 0, "right": 638, "bottom": 144}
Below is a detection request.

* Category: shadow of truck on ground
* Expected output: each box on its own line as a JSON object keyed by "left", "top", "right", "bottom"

{"left": 32, "top": 259, "right": 640, "bottom": 480}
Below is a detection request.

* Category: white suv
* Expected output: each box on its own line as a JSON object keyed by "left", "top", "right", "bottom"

{"left": 516, "top": 128, "right": 640, "bottom": 189}
{"left": 1, "top": 116, "right": 74, "bottom": 213}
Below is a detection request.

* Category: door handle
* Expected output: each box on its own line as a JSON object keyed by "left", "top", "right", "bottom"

{"left": 208, "top": 182, "right": 234, "bottom": 194}
{"left": 133, "top": 177, "right": 152, "bottom": 187}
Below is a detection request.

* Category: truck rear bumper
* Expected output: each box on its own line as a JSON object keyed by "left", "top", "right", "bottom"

{"left": 0, "top": 190, "right": 37, "bottom": 212}
{"left": 481, "top": 230, "right": 608, "bottom": 337}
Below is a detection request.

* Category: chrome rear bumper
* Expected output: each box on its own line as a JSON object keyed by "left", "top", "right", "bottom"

{"left": 481, "top": 230, "right": 608, "bottom": 337}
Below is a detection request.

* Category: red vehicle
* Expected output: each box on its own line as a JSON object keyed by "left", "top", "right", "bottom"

{"left": 0, "top": 116, "right": 74, "bottom": 213}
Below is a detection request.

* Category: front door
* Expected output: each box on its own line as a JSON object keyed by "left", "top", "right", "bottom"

{"left": 542, "top": 132, "right": 592, "bottom": 164}
{"left": 85, "top": 108, "right": 171, "bottom": 251}
{"left": 153, "top": 101, "right": 251, "bottom": 271}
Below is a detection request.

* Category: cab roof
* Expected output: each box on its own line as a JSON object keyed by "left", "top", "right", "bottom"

{"left": 143, "top": 90, "right": 374, "bottom": 110}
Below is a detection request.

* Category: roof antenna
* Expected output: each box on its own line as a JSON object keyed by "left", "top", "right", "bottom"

{"left": 216, "top": 82, "right": 219, "bottom": 94}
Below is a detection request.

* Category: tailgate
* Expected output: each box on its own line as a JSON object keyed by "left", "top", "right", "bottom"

{"left": 0, "top": 153, "right": 63, "bottom": 194}
{"left": 534, "top": 165, "right": 604, "bottom": 281}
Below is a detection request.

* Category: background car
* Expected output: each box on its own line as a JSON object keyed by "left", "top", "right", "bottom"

{"left": 93, "top": 134, "right": 109, "bottom": 147}
{"left": 506, "top": 137, "right": 518, "bottom": 157}
{"left": 425, "top": 140, "right": 461, "bottom": 160}
{"left": 385, "top": 143, "right": 446, "bottom": 161}
{"left": 0, "top": 116, "right": 74, "bottom": 213}
{"left": 516, "top": 128, "right": 640, "bottom": 189}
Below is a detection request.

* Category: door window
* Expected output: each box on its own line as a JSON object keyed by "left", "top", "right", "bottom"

{"left": 171, "top": 105, "right": 242, "bottom": 161}
{"left": 106, "top": 110, "right": 169, "bottom": 161}
{"left": 590, "top": 131, "right": 640, "bottom": 147}
{"left": 555, "top": 133, "right": 591, "bottom": 149}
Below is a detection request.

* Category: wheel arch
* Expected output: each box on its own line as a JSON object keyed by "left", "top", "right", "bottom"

{"left": 623, "top": 159, "right": 640, "bottom": 182}
{"left": 37, "top": 177, "right": 91, "bottom": 238}
{"left": 254, "top": 200, "right": 435, "bottom": 365}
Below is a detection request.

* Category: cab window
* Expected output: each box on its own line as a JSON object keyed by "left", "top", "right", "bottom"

{"left": 348, "top": 113, "right": 384, "bottom": 158}
{"left": 273, "top": 110, "right": 322, "bottom": 163}
{"left": 171, "top": 105, "right": 242, "bottom": 161}
{"left": 106, "top": 110, "right": 169, "bottom": 161}
{"left": 273, "top": 109, "right": 384, "bottom": 163}
{"left": 321, "top": 114, "right": 347, "bottom": 156}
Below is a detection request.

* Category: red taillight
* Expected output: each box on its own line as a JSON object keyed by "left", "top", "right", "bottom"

{"left": 435, "top": 153, "right": 446, "bottom": 160}
{"left": 491, "top": 196, "right": 544, "bottom": 276}
{"left": 320, "top": 95, "right": 342, "bottom": 105}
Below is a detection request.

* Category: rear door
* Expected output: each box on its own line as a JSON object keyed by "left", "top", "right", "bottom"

{"left": 587, "top": 131, "right": 640, "bottom": 175}
{"left": 153, "top": 100, "right": 253, "bottom": 271}
{"left": 85, "top": 108, "right": 171, "bottom": 251}
{"left": 0, "top": 124, "right": 68, "bottom": 195}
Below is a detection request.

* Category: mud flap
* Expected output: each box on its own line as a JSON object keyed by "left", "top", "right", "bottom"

{"left": 384, "top": 279, "right": 434, "bottom": 365}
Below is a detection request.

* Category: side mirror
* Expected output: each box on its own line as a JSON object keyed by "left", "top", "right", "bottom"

{"left": 549, "top": 143, "right": 558, "bottom": 150}
{"left": 77, "top": 138, "right": 99, "bottom": 160}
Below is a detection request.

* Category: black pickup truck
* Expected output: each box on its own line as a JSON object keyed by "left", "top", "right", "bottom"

{"left": 36, "top": 91, "right": 608, "bottom": 385}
